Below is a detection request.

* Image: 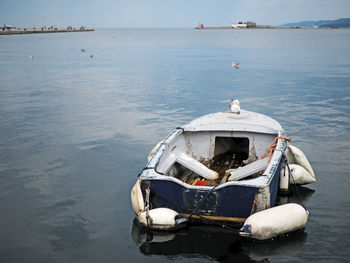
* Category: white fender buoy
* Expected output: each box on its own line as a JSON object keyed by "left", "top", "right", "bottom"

{"left": 287, "top": 164, "right": 316, "bottom": 185}
{"left": 240, "top": 203, "right": 309, "bottom": 240}
{"left": 138, "top": 208, "right": 180, "bottom": 230}
{"left": 285, "top": 146, "right": 295, "bottom": 164}
{"left": 279, "top": 165, "right": 290, "bottom": 193}
{"left": 131, "top": 179, "right": 145, "bottom": 214}
{"left": 147, "top": 141, "right": 162, "bottom": 162}
{"left": 286, "top": 145, "right": 315, "bottom": 180}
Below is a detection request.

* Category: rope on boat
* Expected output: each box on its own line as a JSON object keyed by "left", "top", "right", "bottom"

{"left": 152, "top": 190, "right": 239, "bottom": 233}
{"left": 260, "top": 136, "right": 291, "bottom": 163}
{"left": 284, "top": 157, "right": 308, "bottom": 212}
{"left": 145, "top": 188, "right": 153, "bottom": 227}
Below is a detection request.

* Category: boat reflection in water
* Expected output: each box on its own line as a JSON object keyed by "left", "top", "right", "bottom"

{"left": 131, "top": 220, "right": 307, "bottom": 262}
{"left": 241, "top": 231, "right": 307, "bottom": 261}
{"left": 131, "top": 219, "right": 248, "bottom": 261}
{"left": 131, "top": 186, "right": 313, "bottom": 262}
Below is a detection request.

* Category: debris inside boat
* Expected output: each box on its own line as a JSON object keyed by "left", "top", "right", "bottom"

{"left": 167, "top": 138, "right": 263, "bottom": 187}
{"left": 131, "top": 100, "right": 316, "bottom": 240}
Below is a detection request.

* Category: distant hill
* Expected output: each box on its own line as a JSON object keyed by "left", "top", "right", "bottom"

{"left": 280, "top": 18, "right": 350, "bottom": 28}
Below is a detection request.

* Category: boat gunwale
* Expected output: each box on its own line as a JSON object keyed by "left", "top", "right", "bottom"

{"left": 140, "top": 147, "right": 283, "bottom": 190}
{"left": 142, "top": 127, "right": 287, "bottom": 189}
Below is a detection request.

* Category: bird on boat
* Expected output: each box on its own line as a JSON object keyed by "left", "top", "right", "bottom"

{"left": 229, "top": 99, "right": 241, "bottom": 114}
{"left": 232, "top": 61, "right": 239, "bottom": 69}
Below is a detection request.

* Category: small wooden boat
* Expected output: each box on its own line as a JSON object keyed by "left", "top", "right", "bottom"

{"left": 131, "top": 102, "right": 313, "bottom": 230}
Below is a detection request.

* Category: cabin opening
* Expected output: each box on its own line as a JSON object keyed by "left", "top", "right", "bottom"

{"left": 165, "top": 137, "right": 254, "bottom": 186}
{"left": 214, "top": 137, "right": 249, "bottom": 161}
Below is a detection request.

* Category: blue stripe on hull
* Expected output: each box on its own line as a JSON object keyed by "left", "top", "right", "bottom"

{"left": 141, "top": 180, "right": 260, "bottom": 220}
{"left": 140, "top": 157, "right": 283, "bottom": 223}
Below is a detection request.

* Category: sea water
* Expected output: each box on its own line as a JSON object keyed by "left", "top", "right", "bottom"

{"left": 1, "top": 28, "right": 350, "bottom": 262}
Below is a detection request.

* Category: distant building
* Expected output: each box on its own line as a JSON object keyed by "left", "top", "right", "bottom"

{"left": 232, "top": 22, "right": 247, "bottom": 28}
{"left": 232, "top": 21, "right": 256, "bottom": 29}
{"left": 3, "top": 24, "right": 15, "bottom": 30}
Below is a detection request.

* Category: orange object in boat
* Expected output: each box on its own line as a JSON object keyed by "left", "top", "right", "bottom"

{"left": 195, "top": 179, "right": 206, "bottom": 186}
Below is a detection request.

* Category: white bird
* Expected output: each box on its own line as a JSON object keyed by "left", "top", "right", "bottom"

{"left": 232, "top": 61, "right": 239, "bottom": 69}
{"left": 28, "top": 55, "right": 33, "bottom": 61}
{"left": 229, "top": 99, "right": 241, "bottom": 114}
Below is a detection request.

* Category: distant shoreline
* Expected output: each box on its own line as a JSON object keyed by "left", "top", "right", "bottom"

{"left": 0, "top": 28, "right": 94, "bottom": 35}
{"left": 195, "top": 26, "right": 346, "bottom": 30}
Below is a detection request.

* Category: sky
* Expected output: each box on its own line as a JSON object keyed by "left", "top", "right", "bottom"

{"left": 1, "top": 0, "right": 350, "bottom": 28}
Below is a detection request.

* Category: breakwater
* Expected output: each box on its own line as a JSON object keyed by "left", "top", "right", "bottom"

{"left": 0, "top": 28, "right": 94, "bottom": 35}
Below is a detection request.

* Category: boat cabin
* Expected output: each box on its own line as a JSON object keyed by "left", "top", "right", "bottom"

{"left": 147, "top": 110, "right": 285, "bottom": 187}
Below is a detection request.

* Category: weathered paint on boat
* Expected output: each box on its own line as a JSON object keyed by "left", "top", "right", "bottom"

{"left": 139, "top": 152, "right": 283, "bottom": 224}
{"left": 135, "top": 110, "right": 288, "bottom": 226}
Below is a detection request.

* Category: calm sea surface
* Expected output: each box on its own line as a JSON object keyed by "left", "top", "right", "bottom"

{"left": 1, "top": 28, "right": 350, "bottom": 262}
